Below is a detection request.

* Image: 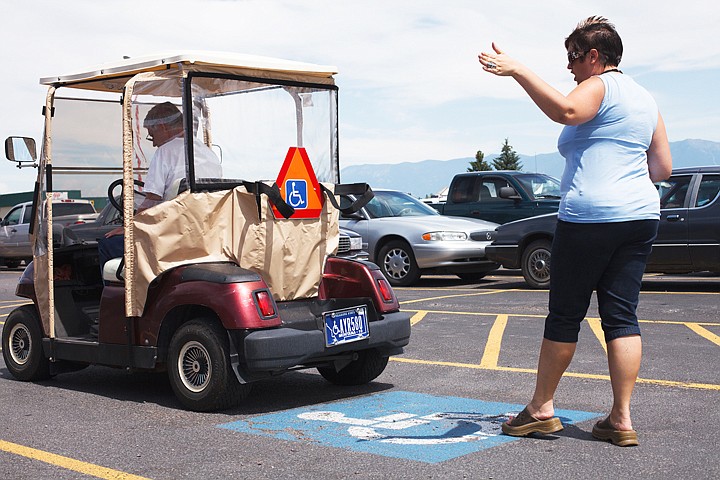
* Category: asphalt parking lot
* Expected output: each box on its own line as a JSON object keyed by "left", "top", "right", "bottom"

{"left": 0, "top": 267, "right": 718, "bottom": 479}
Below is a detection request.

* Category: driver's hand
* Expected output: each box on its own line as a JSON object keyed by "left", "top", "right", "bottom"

{"left": 105, "top": 226, "right": 124, "bottom": 238}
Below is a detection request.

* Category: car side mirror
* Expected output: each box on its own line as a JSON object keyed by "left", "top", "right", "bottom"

{"left": 341, "top": 212, "right": 365, "bottom": 220}
{"left": 499, "top": 186, "right": 521, "bottom": 200}
{"left": 5, "top": 136, "right": 38, "bottom": 168}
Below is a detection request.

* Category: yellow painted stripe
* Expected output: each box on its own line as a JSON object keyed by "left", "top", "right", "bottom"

{"left": 641, "top": 290, "right": 719, "bottom": 296}
{"left": 400, "top": 289, "right": 514, "bottom": 305}
{"left": 0, "top": 302, "right": 32, "bottom": 309}
{"left": 0, "top": 439, "right": 150, "bottom": 479}
{"left": 685, "top": 323, "right": 720, "bottom": 347}
{"left": 409, "top": 311, "right": 427, "bottom": 326}
{"left": 479, "top": 314, "right": 508, "bottom": 368}
{"left": 403, "top": 308, "right": 544, "bottom": 318}
{"left": 402, "top": 308, "right": 720, "bottom": 326}
{"left": 390, "top": 357, "right": 720, "bottom": 391}
{"left": 586, "top": 317, "right": 608, "bottom": 354}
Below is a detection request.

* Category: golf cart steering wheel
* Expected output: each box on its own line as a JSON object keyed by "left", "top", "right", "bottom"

{"left": 108, "top": 178, "right": 146, "bottom": 213}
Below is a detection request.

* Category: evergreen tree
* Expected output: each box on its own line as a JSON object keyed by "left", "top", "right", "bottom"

{"left": 467, "top": 150, "right": 492, "bottom": 172}
{"left": 492, "top": 138, "right": 523, "bottom": 170}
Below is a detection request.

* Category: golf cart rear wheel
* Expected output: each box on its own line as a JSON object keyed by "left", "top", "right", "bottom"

{"left": 317, "top": 349, "right": 389, "bottom": 386}
{"left": 167, "top": 319, "right": 250, "bottom": 411}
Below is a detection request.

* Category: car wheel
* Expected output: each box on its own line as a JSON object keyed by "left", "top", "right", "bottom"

{"left": 521, "top": 239, "right": 552, "bottom": 289}
{"left": 2, "top": 305, "right": 51, "bottom": 381}
{"left": 377, "top": 240, "right": 421, "bottom": 286}
{"left": 4, "top": 260, "right": 21, "bottom": 269}
{"left": 167, "top": 319, "right": 251, "bottom": 411}
{"left": 456, "top": 272, "right": 488, "bottom": 282}
{"left": 317, "top": 349, "right": 389, "bottom": 386}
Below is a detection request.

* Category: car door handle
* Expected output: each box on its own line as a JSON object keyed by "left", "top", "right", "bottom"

{"left": 10, "top": 228, "right": 17, "bottom": 233}
{"left": 470, "top": 210, "right": 480, "bottom": 215}
{"left": 665, "top": 214, "right": 683, "bottom": 222}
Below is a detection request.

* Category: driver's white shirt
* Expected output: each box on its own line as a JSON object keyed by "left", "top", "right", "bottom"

{"left": 144, "top": 136, "right": 222, "bottom": 200}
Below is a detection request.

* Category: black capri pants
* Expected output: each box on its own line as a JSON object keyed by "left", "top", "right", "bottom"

{"left": 544, "top": 219, "right": 659, "bottom": 343}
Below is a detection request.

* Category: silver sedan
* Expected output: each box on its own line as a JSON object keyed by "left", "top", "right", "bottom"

{"left": 339, "top": 190, "right": 499, "bottom": 286}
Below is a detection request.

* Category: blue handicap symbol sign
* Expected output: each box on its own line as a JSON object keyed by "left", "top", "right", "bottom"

{"left": 285, "top": 179, "right": 307, "bottom": 208}
{"left": 218, "top": 391, "right": 601, "bottom": 463}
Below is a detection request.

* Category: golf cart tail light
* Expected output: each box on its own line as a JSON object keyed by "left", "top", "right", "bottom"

{"left": 377, "top": 278, "right": 394, "bottom": 303}
{"left": 255, "top": 290, "right": 276, "bottom": 317}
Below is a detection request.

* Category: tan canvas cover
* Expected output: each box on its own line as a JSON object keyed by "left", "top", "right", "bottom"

{"left": 33, "top": 87, "right": 57, "bottom": 336}
{"left": 130, "top": 184, "right": 339, "bottom": 317}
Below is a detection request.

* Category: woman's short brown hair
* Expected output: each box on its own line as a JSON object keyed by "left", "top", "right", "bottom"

{"left": 565, "top": 16, "right": 623, "bottom": 66}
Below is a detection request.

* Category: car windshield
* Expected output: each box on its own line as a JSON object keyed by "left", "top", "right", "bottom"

{"left": 515, "top": 174, "right": 561, "bottom": 199}
{"left": 364, "top": 191, "right": 439, "bottom": 218}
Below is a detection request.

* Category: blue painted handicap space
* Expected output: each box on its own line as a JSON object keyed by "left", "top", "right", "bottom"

{"left": 219, "top": 391, "right": 600, "bottom": 463}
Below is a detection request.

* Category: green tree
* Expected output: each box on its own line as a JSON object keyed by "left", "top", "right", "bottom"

{"left": 492, "top": 138, "right": 523, "bottom": 170}
{"left": 467, "top": 150, "right": 492, "bottom": 172}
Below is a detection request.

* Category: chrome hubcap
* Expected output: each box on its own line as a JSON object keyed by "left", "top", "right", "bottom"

{"left": 9, "top": 324, "right": 31, "bottom": 366}
{"left": 178, "top": 341, "right": 211, "bottom": 393}
{"left": 384, "top": 248, "right": 410, "bottom": 279}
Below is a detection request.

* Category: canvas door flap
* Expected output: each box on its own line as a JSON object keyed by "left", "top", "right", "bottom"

{"left": 130, "top": 183, "right": 338, "bottom": 316}
{"left": 256, "top": 195, "right": 339, "bottom": 301}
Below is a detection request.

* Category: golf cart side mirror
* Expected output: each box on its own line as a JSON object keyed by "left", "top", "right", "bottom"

{"left": 5, "top": 136, "right": 38, "bottom": 168}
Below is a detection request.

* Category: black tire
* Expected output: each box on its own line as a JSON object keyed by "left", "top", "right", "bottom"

{"left": 167, "top": 319, "right": 251, "bottom": 412}
{"left": 2, "top": 305, "right": 51, "bottom": 381}
{"left": 4, "top": 260, "right": 21, "bottom": 269}
{"left": 521, "top": 239, "right": 552, "bottom": 289}
{"left": 377, "top": 240, "right": 421, "bottom": 286}
{"left": 456, "top": 272, "right": 488, "bottom": 282}
{"left": 317, "top": 349, "right": 389, "bottom": 386}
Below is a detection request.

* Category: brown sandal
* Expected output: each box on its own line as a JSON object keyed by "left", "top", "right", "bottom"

{"left": 591, "top": 418, "right": 638, "bottom": 447}
{"left": 501, "top": 407, "right": 563, "bottom": 436}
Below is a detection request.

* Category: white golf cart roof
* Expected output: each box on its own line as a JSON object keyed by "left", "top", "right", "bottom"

{"left": 40, "top": 51, "right": 338, "bottom": 92}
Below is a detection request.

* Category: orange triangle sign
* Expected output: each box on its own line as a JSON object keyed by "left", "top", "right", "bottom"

{"left": 272, "top": 147, "right": 324, "bottom": 219}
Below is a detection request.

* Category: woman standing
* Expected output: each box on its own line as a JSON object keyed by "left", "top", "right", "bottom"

{"left": 479, "top": 16, "right": 672, "bottom": 446}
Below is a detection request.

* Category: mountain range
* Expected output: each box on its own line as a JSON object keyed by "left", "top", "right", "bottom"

{"left": 340, "top": 139, "right": 720, "bottom": 198}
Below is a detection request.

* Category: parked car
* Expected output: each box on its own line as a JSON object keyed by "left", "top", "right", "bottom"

{"left": 0, "top": 199, "right": 97, "bottom": 268}
{"left": 430, "top": 171, "right": 561, "bottom": 224}
{"left": 485, "top": 166, "right": 720, "bottom": 288}
{"left": 339, "top": 189, "right": 499, "bottom": 286}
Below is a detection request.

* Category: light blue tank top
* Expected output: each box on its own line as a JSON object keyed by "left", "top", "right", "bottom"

{"left": 557, "top": 72, "right": 660, "bottom": 223}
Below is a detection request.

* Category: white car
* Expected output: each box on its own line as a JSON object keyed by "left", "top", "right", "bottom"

{"left": 0, "top": 199, "right": 97, "bottom": 268}
{"left": 339, "top": 189, "right": 499, "bottom": 286}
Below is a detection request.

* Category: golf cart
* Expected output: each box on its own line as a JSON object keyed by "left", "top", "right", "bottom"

{"left": 2, "top": 52, "right": 411, "bottom": 411}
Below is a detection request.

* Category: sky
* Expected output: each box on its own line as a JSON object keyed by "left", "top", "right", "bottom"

{"left": 1, "top": 0, "right": 718, "bottom": 194}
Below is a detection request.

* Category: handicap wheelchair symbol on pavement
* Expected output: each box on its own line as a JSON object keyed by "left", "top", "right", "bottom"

{"left": 285, "top": 179, "right": 307, "bottom": 208}
{"left": 218, "top": 391, "right": 600, "bottom": 463}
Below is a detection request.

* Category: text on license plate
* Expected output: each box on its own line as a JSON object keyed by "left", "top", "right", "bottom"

{"left": 324, "top": 306, "right": 369, "bottom": 347}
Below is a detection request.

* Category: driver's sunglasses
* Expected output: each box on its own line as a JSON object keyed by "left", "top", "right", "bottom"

{"left": 567, "top": 50, "right": 589, "bottom": 64}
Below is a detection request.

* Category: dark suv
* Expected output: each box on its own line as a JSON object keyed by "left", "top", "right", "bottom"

{"left": 437, "top": 171, "right": 561, "bottom": 224}
{"left": 485, "top": 166, "right": 720, "bottom": 288}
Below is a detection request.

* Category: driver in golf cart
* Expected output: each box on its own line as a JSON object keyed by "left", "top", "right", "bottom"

{"left": 99, "top": 102, "right": 222, "bottom": 270}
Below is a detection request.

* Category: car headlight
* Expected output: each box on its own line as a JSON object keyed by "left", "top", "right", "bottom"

{"left": 421, "top": 231, "right": 468, "bottom": 241}
{"left": 349, "top": 236, "right": 362, "bottom": 250}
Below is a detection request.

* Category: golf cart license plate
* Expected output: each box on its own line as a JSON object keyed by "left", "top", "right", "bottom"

{"left": 324, "top": 306, "right": 369, "bottom": 347}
